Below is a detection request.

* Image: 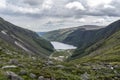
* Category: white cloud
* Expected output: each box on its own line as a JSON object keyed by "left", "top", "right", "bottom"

{"left": 65, "top": 1, "right": 85, "bottom": 10}
{"left": 93, "top": 18, "right": 105, "bottom": 23}
{"left": 42, "top": 0, "right": 53, "bottom": 10}
{"left": 78, "top": 18, "right": 86, "bottom": 23}
{"left": 87, "top": 0, "right": 112, "bottom": 7}
{"left": 0, "top": 0, "right": 6, "bottom": 8}
{"left": 104, "top": 5, "right": 115, "bottom": 9}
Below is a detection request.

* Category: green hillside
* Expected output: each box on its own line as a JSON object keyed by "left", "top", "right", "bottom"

{"left": 0, "top": 17, "right": 54, "bottom": 57}
{"left": 66, "top": 20, "right": 120, "bottom": 60}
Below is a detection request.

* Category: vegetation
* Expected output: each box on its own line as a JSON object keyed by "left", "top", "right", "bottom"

{"left": 0, "top": 18, "right": 120, "bottom": 80}
{"left": 0, "top": 17, "right": 54, "bottom": 57}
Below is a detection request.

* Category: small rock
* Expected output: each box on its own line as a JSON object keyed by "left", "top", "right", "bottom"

{"left": 9, "top": 59, "right": 18, "bottom": 65}
{"left": 110, "top": 66, "right": 114, "bottom": 70}
{"left": 81, "top": 72, "right": 90, "bottom": 80}
{"left": 46, "top": 61, "right": 54, "bottom": 66}
{"left": 17, "top": 64, "right": 25, "bottom": 68}
{"left": 5, "top": 71, "right": 24, "bottom": 80}
{"left": 19, "top": 70, "right": 27, "bottom": 75}
{"left": 38, "top": 76, "right": 44, "bottom": 80}
{"left": 30, "top": 73, "right": 36, "bottom": 79}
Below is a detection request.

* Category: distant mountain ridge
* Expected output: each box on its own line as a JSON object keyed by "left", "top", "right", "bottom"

{"left": 42, "top": 26, "right": 87, "bottom": 42}
{"left": 0, "top": 17, "right": 54, "bottom": 58}
{"left": 42, "top": 25, "right": 102, "bottom": 43}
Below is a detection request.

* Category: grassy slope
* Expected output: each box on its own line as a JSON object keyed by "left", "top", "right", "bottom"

{"left": 68, "top": 20, "right": 120, "bottom": 59}
{"left": 70, "top": 30, "right": 120, "bottom": 63}
{"left": 0, "top": 41, "right": 81, "bottom": 80}
{"left": 0, "top": 33, "right": 120, "bottom": 80}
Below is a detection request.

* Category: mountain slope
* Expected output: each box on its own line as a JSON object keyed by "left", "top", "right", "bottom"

{"left": 70, "top": 29, "right": 120, "bottom": 63}
{"left": 42, "top": 27, "right": 85, "bottom": 42}
{"left": 42, "top": 25, "right": 101, "bottom": 42}
{"left": 68, "top": 20, "right": 120, "bottom": 59}
{"left": 0, "top": 17, "right": 54, "bottom": 57}
{"left": 64, "top": 20, "right": 120, "bottom": 47}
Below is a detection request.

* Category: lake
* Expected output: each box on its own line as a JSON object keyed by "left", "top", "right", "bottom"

{"left": 51, "top": 41, "right": 77, "bottom": 50}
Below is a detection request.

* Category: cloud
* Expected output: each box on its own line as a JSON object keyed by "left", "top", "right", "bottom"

{"left": 87, "top": 0, "right": 112, "bottom": 7}
{"left": 65, "top": 1, "right": 85, "bottom": 10}
{"left": 93, "top": 18, "right": 105, "bottom": 23}
{"left": 0, "top": 0, "right": 120, "bottom": 31}
{"left": 8, "top": 4, "right": 41, "bottom": 14}
{"left": 42, "top": 0, "right": 53, "bottom": 10}
{"left": 23, "top": 0, "right": 43, "bottom": 6}
{"left": 1, "top": 0, "right": 119, "bottom": 18}
{"left": 103, "top": 5, "right": 115, "bottom": 9}
{"left": 0, "top": 0, "right": 6, "bottom": 9}
{"left": 77, "top": 18, "right": 86, "bottom": 23}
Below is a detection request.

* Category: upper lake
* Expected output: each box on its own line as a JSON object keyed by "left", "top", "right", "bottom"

{"left": 51, "top": 41, "right": 77, "bottom": 50}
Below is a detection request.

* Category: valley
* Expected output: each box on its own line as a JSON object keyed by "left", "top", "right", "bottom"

{"left": 0, "top": 0, "right": 120, "bottom": 80}
{"left": 0, "top": 17, "right": 120, "bottom": 80}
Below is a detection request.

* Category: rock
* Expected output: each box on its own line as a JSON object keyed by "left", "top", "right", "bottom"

{"left": 30, "top": 73, "right": 36, "bottom": 79}
{"left": 5, "top": 71, "right": 24, "bottom": 80}
{"left": 81, "top": 72, "right": 90, "bottom": 80}
{"left": 19, "top": 70, "right": 27, "bottom": 75}
{"left": 9, "top": 59, "right": 19, "bottom": 65}
{"left": 17, "top": 64, "right": 25, "bottom": 68}
{"left": 46, "top": 61, "right": 54, "bottom": 66}
{"left": 38, "top": 76, "right": 44, "bottom": 80}
{"left": 2, "top": 65, "right": 17, "bottom": 69}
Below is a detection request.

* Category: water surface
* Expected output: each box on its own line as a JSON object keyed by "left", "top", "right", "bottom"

{"left": 51, "top": 41, "right": 77, "bottom": 50}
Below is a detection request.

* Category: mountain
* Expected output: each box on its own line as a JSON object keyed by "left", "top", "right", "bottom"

{"left": 42, "top": 27, "right": 86, "bottom": 42}
{"left": 68, "top": 20, "right": 120, "bottom": 59}
{"left": 0, "top": 17, "right": 120, "bottom": 80}
{"left": 77, "top": 29, "right": 120, "bottom": 63}
{"left": 0, "top": 17, "right": 54, "bottom": 58}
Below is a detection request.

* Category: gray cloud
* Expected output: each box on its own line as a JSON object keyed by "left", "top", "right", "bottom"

{"left": 0, "top": 0, "right": 120, "bottom": 31}
{"left": 1, "top": 0, "right": 120, "bottom": 18}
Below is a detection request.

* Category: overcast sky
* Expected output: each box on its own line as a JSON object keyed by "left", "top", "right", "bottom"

{"left": 0, "top": 0, "right": 120, "bottom": 32}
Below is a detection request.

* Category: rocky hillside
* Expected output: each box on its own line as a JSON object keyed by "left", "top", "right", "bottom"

{"left": 0, "top": 17, "right": 54, "bottom": 58}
